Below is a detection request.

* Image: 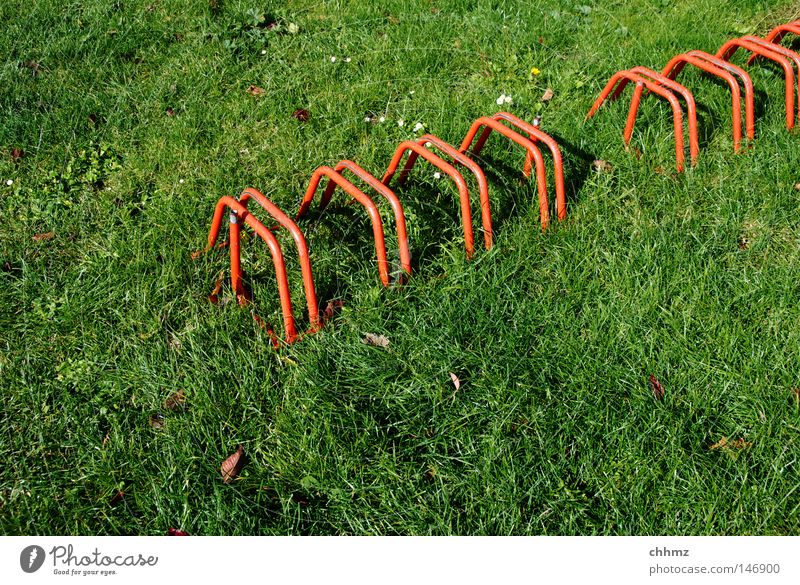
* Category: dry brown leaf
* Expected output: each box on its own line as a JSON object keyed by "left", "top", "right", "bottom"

{"left": 33, "top": 231, "right": 54, "bottom": 242}
{"left": 164, "top": 389, "right": 186, "bottom": 411}
{"left": 649, "top": 374, "right": 665, "bottom": 401}
{"left": 292, "top": 108, "right": 310, "bottom": 122}
{"left": 11, "top": 148, "right": 23, "bottom": 163}
{"left": 792, "top": 388, "right": 800, "bottom": 404}
{"left": 102, "top": 430, "right": 111, "bottom": 447}
{"left": 794, "top": 183, "right": 800, "bottom": 191}
{"left": 738, "top": 236, "right": 750, "bottom": 250}
{"left": 109, "top": 490, "right": 125, "bottom": 507}
{"left": 165, "top": 107, "right": 175, "bottom": 117}
{"left": 149, "top": 413, "right": 165, "bottom": 429}
{"left": 592, "top": 159, "right": 613, "bottom": 173}
{"left": 208, "top": 272, "right": 224, "bottom": 304}
{"left": 247, "top": 85, "right": 266, "bottom": 96}
{"left": 21, "top": 60, "right": 41, "bottom": 76}
{"left": 323, "top": 299, "right": 345, "bottom": 323}
{"left": 221, "top": 446, "right": 245, "bottom": 483}
{"left": 449, "top": 372, "right": 461, "bottom": 391}
{"left": 541, "top": 88, "right": 555, "bottom": 102}
{"left": 709, "top": 436, "right": 752, "bottom": 451}
{"left": 362, "top": 333, "right": 389, "bottom": 348}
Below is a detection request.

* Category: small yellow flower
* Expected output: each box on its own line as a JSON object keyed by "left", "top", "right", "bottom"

{"left": 531, "top": 67, "right": 541, "bottom": 76}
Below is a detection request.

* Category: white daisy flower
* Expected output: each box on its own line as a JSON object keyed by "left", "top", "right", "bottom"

{"left": 378, "top": 116, "right": 386, "bottom": 123}
{"left": 413, "top": 122, "right": 424, "bottom": 133}
{"left": 345, "top": 57, "right": 352, "bottom": 63}
{"left": 5, "top": 179, "right": 12, "bottom": 186}
{"left": 330, "top": 56, "right": 336, "bottom": 63}
{"left": 496, "top": 93, "right": 506, "bottom": 106}
{"left": 433, "top": 172, "right": 442, "bottom": 179}
{"left": 397, "top": 119, "right": 405, "bottom": 127}
{"left": 503, "top": 94, "right": 513, "bottom": 105}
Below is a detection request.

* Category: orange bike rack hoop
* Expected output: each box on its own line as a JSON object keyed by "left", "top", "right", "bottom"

{"left": 382, "top": 141, "right": 478, "bottom": 258}
{"left": 403, "top": 134, "right": 493, "bottom": 250}
{"left": 238, "top": 187, "right": 321, "bottom": 333}
{"left": 621, "top": 67, "right": 699, "bottom": 167}
{"left": 321, "top": 160, "right": 412, "bottom": 278}
{"left": 717, "top": 36, "right": 798, "bottom": 129}
{"left": 662, "top": 51, "right": 755, "bottom": 151}
{"left": 587, "top": 69, "right": 690, "bottom": 171}
{"left": 297, "top": 165, "right": 395, "bottom": 287}
{"left": 203, "top": 196, "right": 300, "bottom": 343}
{"left": 749, "top": 21, "right": 800, "bottom": 66}
{"left": 460, "top": 116, "right": 552, "bottom": 229}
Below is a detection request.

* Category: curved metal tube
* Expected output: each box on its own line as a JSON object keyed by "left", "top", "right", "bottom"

{"left": 205, "top": 196, "right": 298, "bottom": 342}
{"left": 325, "top": 160, "right": 413, "bottom": 278}
{"left": 382, "top": 140, "right": 477, "bottom": 258}
{"left": 403, "top": 134, "right": 493, "bottom": 249}
{"left": 238, "top": 187, "right": 320, "bottom": 331}
{"left": 623, "top": 67, "right": 699, "bottom": 166}
{"left": 717, "top": 37, "right": 797, "bottom": 129}
{"left": 297, "top": 166, "right": 391, "bottom": 287}
{"left": 661, "top": 53, "right": 749, "bottom": 151}
{"left": 586, "top": 70, "right": 687, "bottom": 171}
{"left": 750, "top": 21, "right": 800, "bottom": 64}
{"left": 489, "top": 112, "right": 566, "bottom": 222}
{"left": 459, "top": 117, "right": 551, "bottom": 229}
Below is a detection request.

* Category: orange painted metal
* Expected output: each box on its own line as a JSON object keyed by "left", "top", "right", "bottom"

{"left": 717, "top": 36, "right": 797, "bottom": 129}
{"left": 586, "top": 69, "right": 689, "bottom": 171}
{"left": 750, "top": 21, "right": 800, "bottom": 65}
{"left": 622, "top": 67, "right": 699, "bottom": 166}
{"left": 203, "top": 196, "right": 299, "bottom": 343}
{"left": 662, "top": 51, "right": 754, "bottom": 151}
{"left": 382, "top": 140, "right": 477, "bottom": 258}
{"left": 297, "top": 166, "right": 391, "bottom": 286}
{"left": 459, "top": 116, "right": 551, "bottom": 229}
{"left": 324, "top": 160, "right": 413, "bottom": 279}
{"left": 405, "top": 134, "right": 493, "bottom": 249}
{"left": 238, "top": 187, "right": 320, "bottom": 332}
{"left": 486, "top": 112, "right": 566, "bottom": 222}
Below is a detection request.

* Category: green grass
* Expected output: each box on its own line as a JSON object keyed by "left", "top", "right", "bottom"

{"left": 1, "top": 0, "right": 800, "bottom": 535}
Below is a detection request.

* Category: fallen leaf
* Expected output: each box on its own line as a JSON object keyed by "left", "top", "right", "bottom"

{"left": 362, "top": 333, "right": 390, "bottom": 348}
{"left": 21, "top": 60, "right": 41, "bottom": 76}
{"left": 292, "top": 108, "right": 310, "bottom": 122}
{"left": 449, "top": 372, "right": 461, "bottom": 391}
{"left": 109, "top": 490, "right": 125, "bottom": 507}
{"left": 738, "top": 236, "right": 750, "bottom": 250}
{"left": 164, "top": 389, "right": 186, "bottom": 411}
{"left": 791, "top": 388, "right": 800, "bottom": 405}
{"left": 423, "top": 468, "right": 436, "bottom": 480}
{"left": 33, "top": 231, "right": 54, "bottom": 242}
{"left": 208, "top": 272, "right": 224, "bottom": 303}
{"left": 102, "top": 430, "right": 111, "bottom": 447}
{"left": 541, "top": 88, "right": 555, "bottom": 102}
{"left": 649, "top": 374, "right": 665, "bottom": 400}
{"left": 247, "top": 85, "right": 266, "bottom": 96}
{"left": 794, "top": 183, "right": 800, "bottom": 191}
{"left": 592, "top": 159, "right": 613, "bottom": 173}
{"left": 149, "top": 413, "right": 165, "bottom": 429}
{"left": 11, "top": 148, "right": 23, "bottom": 163}
{"left": 709, "top": 436, "right": 752, "bottom": 451}
{"left": 221, "top": 446, "right": 245, "bottom": 483}
{"left": 167, "top": 528, "right": 189, "bottom": 536}
{"left": 538, "top": 36, "right": 545, "bottom": 44}
{"left": 165, "top": 107, "right": 175, "bottom": 117}
{"left": 323, "top": 299, "right": 345, "bottom": 322}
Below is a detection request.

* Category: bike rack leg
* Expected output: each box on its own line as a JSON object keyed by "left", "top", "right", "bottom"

{"left": 459, "top": 117, "right": 551, "bottom": 229}
{"left": 586, "top": 70, "right": 687, "bottom": 171}
{"left": 382, "top": 140, "right": 477, "bottom": 258}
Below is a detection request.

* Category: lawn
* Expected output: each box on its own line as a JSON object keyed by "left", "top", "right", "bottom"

{"left": 1, "top": 0, "right": 799, "bottom": 535}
